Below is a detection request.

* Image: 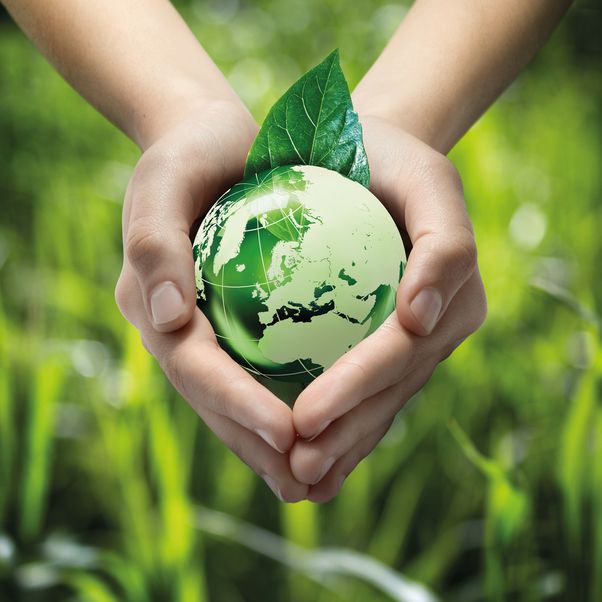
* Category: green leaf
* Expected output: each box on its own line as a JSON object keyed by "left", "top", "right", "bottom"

{"left": 244, "top": 50, "right": 370, "bottom": 187}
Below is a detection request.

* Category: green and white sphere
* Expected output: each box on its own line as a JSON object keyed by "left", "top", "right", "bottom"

{"left": 193, "top": 165, "right": 406, "bottom": 386}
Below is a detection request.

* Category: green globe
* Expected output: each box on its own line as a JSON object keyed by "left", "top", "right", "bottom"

{"left": 192, "top": 165, "right": 406, "bottom": 386}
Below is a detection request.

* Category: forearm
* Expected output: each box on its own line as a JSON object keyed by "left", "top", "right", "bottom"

{"left": 2, "top": 0, "right": 245, "bottom": 149}
{"left": 353, "top": 0, "right": 572, "bottom": 153}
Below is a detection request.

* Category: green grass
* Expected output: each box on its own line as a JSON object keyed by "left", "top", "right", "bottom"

{"left": 0, "top": 1, "right": 601, "bottom": 601}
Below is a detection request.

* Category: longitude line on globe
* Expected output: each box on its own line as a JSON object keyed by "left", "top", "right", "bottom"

{"left": 219, "top": 255, "right": 272, "bottom": 380}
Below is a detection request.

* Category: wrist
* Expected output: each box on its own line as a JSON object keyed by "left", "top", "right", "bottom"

{"left": 353, "top": 84, "right": 449, "bottom": 154}
{"left": 132, "top": 83, "right": 254, "bottom": 151}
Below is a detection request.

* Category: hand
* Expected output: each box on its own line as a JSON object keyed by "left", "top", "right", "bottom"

{"left": 115, "top": 100, "right": 308, "bottom": 502}
{"left": 289, "top": 115, "right": 487, "bottom": 502}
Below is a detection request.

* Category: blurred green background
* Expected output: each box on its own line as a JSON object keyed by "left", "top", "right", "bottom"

{"left": 0, "top": 1, "right": 601, "bottom": 601}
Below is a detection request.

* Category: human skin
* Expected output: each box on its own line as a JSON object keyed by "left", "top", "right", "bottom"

{"left": 2, "top": 0, "right": 572, "bottom": 502}
{"left": 289, "top": 0, "right": 572, "bottom": 502}
{"left": 2, "top": 0, "right": 307, "bottom": 502}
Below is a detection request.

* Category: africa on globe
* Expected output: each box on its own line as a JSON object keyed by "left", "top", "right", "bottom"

{"left": 192, "top": 165, "right": 406, "bottom": 386}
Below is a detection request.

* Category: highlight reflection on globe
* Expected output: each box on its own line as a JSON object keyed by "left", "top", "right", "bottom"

{"left": 193, "top": 165, "right": 406, "bottom": 386}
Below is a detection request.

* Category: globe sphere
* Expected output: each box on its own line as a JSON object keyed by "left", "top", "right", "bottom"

{"left": 192, "top": 165, "right": 406, "bottom": 386}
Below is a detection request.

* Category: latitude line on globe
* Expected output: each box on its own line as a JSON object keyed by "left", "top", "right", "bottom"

{"left": 202, "top": 277, "right": 278, "bottom": 289}
{"left": 206, "top": 264, "right": 319, "bottom": 378}
{"left": 211, "top": 304, "right": 329, "bottom": 376}
{"left": 295, "top": 357, "right": 319, "bottom": 381}
{"left": 243, "top": 209, "right": 301, "bottom": 233}
{"left": 240, "top": 364, "right": 322, "bottom": 378}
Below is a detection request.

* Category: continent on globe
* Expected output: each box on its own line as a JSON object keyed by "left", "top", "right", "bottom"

{"left": 192, "top": 165, "right": 406, "bottom": 386}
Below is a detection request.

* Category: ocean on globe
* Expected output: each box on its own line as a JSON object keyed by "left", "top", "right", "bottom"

{"left": 192, "top": 165, "right": 406, "bottom": 386}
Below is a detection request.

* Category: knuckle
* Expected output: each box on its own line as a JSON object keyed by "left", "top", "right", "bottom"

{"left": 413, "top": 226, "right": 477, "bottom": 282}
{"left": 125, "top": 219, "right": 164, "bottom": 270}
{"left": 447, "top": 226, "right": 478, "bottom": 276}
{"left": 457, "top": 226, "right": 477, "bottom": 272}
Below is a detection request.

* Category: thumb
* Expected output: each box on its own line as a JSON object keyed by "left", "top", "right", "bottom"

{"left": 125, "top": 222, "right": 196, "bottom": 333}
{"left": 123, "top": 160, "right": 198, "bottom": 333}
{"left": 396, "top": 225, "right": 477, "bottom": 336}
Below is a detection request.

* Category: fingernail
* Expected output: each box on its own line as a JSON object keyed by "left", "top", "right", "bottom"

{"left": 263, "top": 475, "right": 283, "bottom": 501}
{"left": 314, "top": 455, "right": 336, "bottom": 484}
{"left": 409, "top": 287, "right": 442, "bottom": 334}
{"left": 256, "top": 429, "right": 286, "bottom": 453}
{"left": 306, "top": 420, "right": 332, "bottom": 442}
{"left": 150, "top": 282, "right": 184, "bottom": 326}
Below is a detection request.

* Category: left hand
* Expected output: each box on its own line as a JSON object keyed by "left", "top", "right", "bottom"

{"left": 288, "top": 115, "right": 487, "bottom": 502}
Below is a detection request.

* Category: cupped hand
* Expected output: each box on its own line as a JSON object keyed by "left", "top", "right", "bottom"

{"left": 114, "top": 100, "right": 308, "bottom": 502}
{"left": 289, "top": 115, "right": 487, "bottom": 502}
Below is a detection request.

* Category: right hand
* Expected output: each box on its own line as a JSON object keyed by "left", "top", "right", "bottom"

{"left": 114, "top": 100, "right": 308, "bottom": 502}
{"left": 290, "top": 116, "right": 487, "bottom": 502}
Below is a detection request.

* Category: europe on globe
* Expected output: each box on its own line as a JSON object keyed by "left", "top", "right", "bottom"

{"left": 192, "top": 165, "right": 406, "bottom": 386}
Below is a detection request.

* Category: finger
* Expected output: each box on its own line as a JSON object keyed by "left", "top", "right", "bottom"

{"left": 198, "top": 405, "right": 308, "bottom": 503}
{"left": 397, "top": 196, "right": 477, "bottom": 337}
{"left": 122, "top": 138, "right": 235, "bottom": 334}
{"left": 293, "top": 313, "right": 413, "bottom": 439}
{"left": 122, "top": 155, "right": 199, "bottom": 333}
{"left": 290, "top": 366, "right": 433, "bottom": 485}
{"left": 395, "top": 154, "right": 477, "bottom": 335}
{"left": 115, "top": 261, "right": 297, "bottom": 454}
{"left": 293, "top": 271, "right": 486, "bottom": 440}
{"left": 362, "top": 120, "right": 478, "bottom": 336}
{"left": 155, "top": 321, "right": 297, "bottom": 453}
{"left": 306, "top": 417, "right": 395, "bottom": 504}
